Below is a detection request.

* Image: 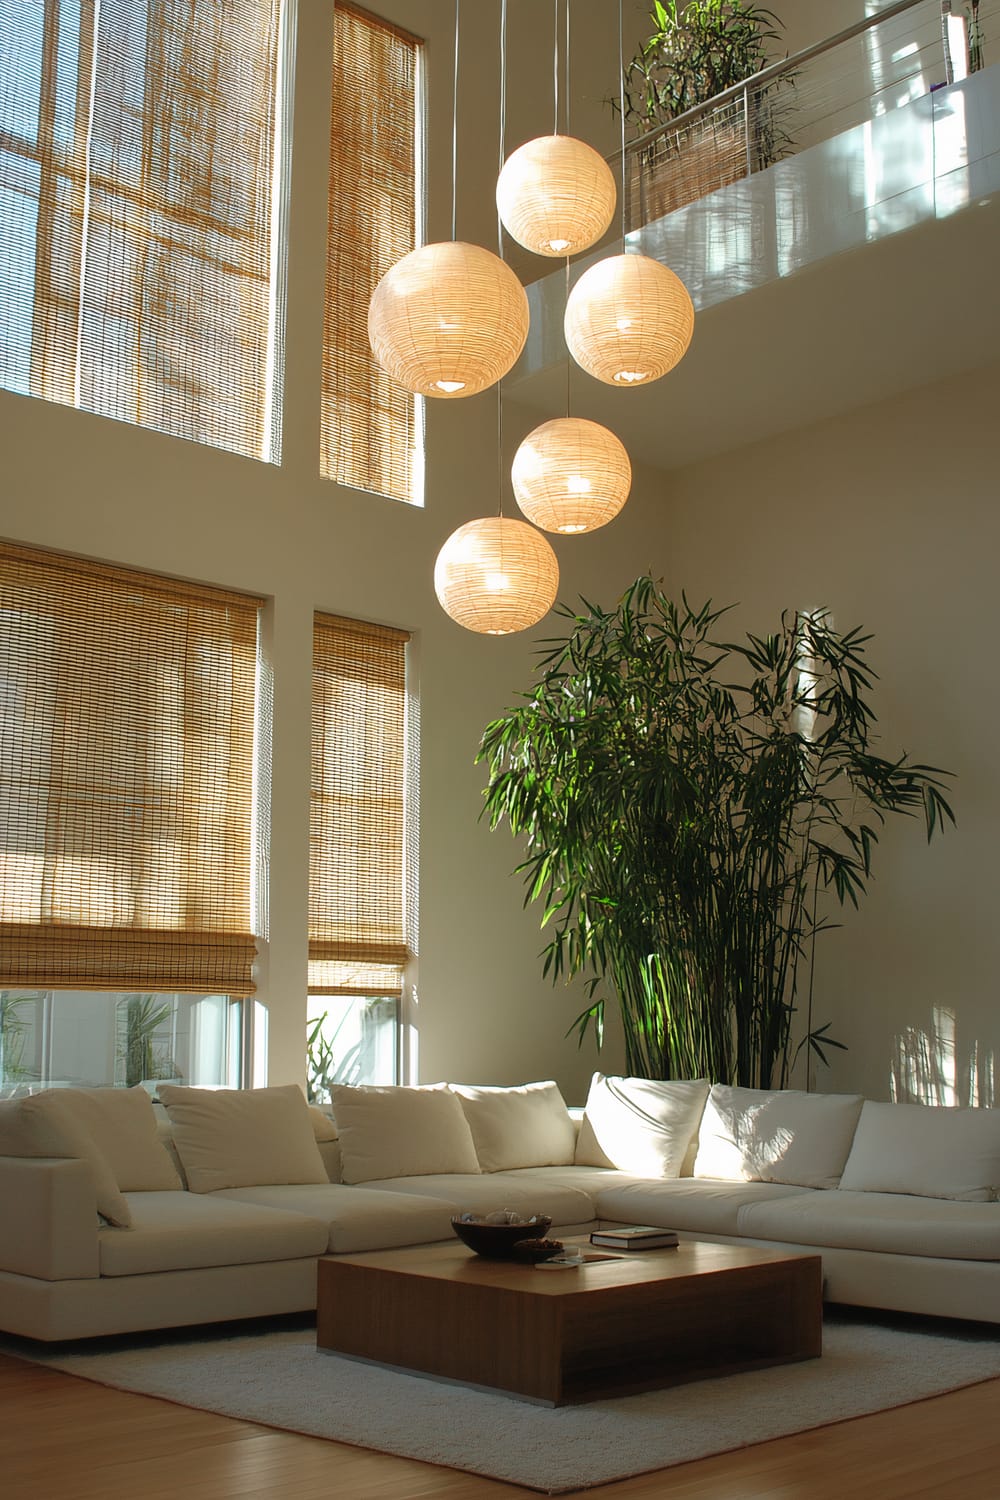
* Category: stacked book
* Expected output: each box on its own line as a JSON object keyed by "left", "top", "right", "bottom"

{"left": 590, "top": 1224, "right": 679, "bottom": 1250}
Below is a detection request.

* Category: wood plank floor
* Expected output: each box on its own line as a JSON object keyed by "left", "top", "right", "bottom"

{"left": 3, "top": 1348, "right": 1000, "bottom": 1499}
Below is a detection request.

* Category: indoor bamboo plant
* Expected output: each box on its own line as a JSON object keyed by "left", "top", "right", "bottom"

{"left": 622, "top": 1, "right": 792, "bottom": 219}
{"left": 479, "top": 577, "right": 954, "bottom": 1088}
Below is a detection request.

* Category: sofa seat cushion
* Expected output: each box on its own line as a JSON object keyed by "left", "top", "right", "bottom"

{"left": 98, "top": 1192, "right": 329, "bottom": 1277}
{"left": 495, "top": 1165, "right": 648, "bottom": 1197}
{"left": 737, "top": 1190, "right": 1000, "bottom": 1261}
{"left": 595, "top": 1177, "right": 815, "bottom": 1236}
{"left": 212, "top": 1184, "right": 460, "bottom": 1253}
{"left": 357, "top": 1172, "right": 597, "bottom": 1226}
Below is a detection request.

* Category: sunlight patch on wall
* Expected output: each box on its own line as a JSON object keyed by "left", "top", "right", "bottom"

{"left": 891, "top": 1005, "right": 995, "bottom": 1106}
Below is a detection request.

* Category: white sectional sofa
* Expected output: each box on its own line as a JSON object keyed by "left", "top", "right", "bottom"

{"left": 3, "top": 1073, "right": 1000, "bottom": 1341}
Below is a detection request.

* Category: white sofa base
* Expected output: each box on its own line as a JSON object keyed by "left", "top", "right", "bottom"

{"left": 663, "top": 1230, "right": 1000, "bottom": 1325}
{"left": 0, "top": 1257, "right": 321, "bottom": 1342}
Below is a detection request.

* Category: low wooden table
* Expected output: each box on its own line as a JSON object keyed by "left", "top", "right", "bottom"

{"left": 316, "top": 1237, "right": 822, "bottom": 1405}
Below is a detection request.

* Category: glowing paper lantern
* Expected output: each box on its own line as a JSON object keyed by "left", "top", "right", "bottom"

{"left": 512, "top": 417, "right": 631, "bottom": 533}
{"left": 434, "top": 517, "right": 559, "bottom": 635}
{"left": 564, "top": 253, "right": 694, "bottom": 386}
{"left": 496, "top": 135, "right": 617, "bottom": 257}
{"left": 368, "top": 241, "right": 529, "bottom": 398}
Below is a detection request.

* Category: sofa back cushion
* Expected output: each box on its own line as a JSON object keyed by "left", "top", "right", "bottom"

{"left": 0, "top": 1090, "right": 132, "bottom": 1226}
{"left": 53, "top": 1085, "right": 182, "bottom": 1191}
{"left": 157, "top": 1083, "right": 329, "bottom": 1194}
{"left": 693, "top": 1085, "right": 864, "bottom": 1189}
{"left": 574, "top": 1073, "right": 710, "bottom": 1177}
{"left": 838, "top": 1100, "right": 1000, "bottom": 1201}
{"left": 452, "top": 1081, "right": 576, "bottom": 1171}
{"left": 329, "top": 1083, "right": 480, "bottom": 1184}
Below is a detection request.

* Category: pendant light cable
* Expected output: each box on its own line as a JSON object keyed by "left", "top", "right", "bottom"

{"left": 451, "top": 0, "right": 459, "bottom": 242}
{"left": 618, "top": 0, "right": 627, "bottom": 246}
{"left": 553, "top": 0, "right": 559, "bottom": 136}
{"left": 497, "top": 0, "right": 508, "bottom": 517}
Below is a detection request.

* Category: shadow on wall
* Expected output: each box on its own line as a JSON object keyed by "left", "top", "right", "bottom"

{"left": 892, "top": 1006, "right": 996, "bottom": 1106}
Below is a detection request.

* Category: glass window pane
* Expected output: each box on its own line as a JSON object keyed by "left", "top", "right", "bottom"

{"left": 306, "top": 996, "right": 398, "bottom": 1099}
{"left": 0, "top": 989, "right": 243, "bottom": 1093}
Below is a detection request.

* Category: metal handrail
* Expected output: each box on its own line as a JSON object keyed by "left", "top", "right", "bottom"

{"left": 609, "top": 0, "right": 935, "bottom": 165}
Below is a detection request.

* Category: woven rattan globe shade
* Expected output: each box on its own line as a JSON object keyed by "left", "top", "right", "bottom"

{"left": 368, "top": 241, "right": 529, "bottom": 398}
{"left": 496, "top": 135, "right": 617, "bottom": 257}
{"left": 434, "top": 517, "right": 559, "bottom": 635}
{"left": 511, "top": 417, "right": 631, "bottom": 533}
{"left": 564, "top": 252, "right": 694, "bottom": 386}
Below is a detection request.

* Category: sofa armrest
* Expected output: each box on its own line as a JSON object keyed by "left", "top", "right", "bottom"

{"left": 0, "top": 1155, "right": 100, "bottom": 1280}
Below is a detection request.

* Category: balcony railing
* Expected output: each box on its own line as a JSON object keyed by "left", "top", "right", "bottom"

{"left": 616, "top": 0, "right": 996, "bottom": 231}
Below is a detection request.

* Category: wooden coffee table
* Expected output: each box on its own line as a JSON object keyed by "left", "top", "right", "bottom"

{"left": 316, "top": 1237, "right": 822, "bottom": 1405}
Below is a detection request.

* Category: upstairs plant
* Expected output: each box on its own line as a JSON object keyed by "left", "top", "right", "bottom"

{"left": 620, "top": 1, "right": 794, "bottom": 216}
{"left": 479, "top": 577, "right": 954, "bottom": 1088}
{"left": 624, "top": 0, "right": 784, "bottom": 128}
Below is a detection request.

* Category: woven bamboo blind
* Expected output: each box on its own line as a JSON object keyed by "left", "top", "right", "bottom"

{"left": 322, "top": 4, "right": 421, "bottom": 503}
{"left": 0, "top": 542, "right": 262, "bottom": 995}
{"left": 0, "top": 0, "right": 282, "bottom": 459}
{"left": 310, "top": 613, "right": 411, "bottom": 998}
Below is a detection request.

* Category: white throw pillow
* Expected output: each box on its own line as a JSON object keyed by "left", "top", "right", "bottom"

{"left": 48, "top": 1086, "right": 182, "bottom": 1191}
{"left": 693, "top": 1085, "right": 864, "bottom": 1189}
{"left": 574, "top": 1074, "right": 710, "bottom": 1178}
{"left": 0, "top": 1091, "right": 132, "bottom": 1226}
{"left": 452, "top": 1081, "right": 576, "bottom": 1172}
{"left": 157, "top": 1084, "right": 329, "bottom": 1194}
{"left": 839, "top": 1100, "right": 1000, "bottom": 1201}
{"left": 329, "top": 1083, "right": 481, "bottom": 1184}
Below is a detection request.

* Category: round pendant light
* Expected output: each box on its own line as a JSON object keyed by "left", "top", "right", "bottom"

{"left": 496, "top": 135, "right": 617, "bottom": 257}
{"left": 434, "top": 517, "right": 559, "bottom": 635}
{"left": 368, "top": 241, "right": 530, "bottom": 398}
{"left": 512, "top": 417, "right": 631, "bottom": 533}
{"left": 564, "top": 253, "right": 694, "bottom": 386}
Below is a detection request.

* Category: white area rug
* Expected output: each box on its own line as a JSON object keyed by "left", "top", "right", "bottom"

{"left": 14, "top": 1312, "right": 1000, "bottom": 1493}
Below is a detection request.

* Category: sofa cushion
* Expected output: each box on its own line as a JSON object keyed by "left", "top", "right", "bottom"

{"left": 594, "top": 1176, "right": 814, "bottom": 1236}
{"left": 452, "top": 1081, "right": 576, "bottom": 1171}
{"left": 693, "top": 1085, "right": 864, "bottom": 1189}
{"left": 157, "top": 1084, "right": 328, "bottom": 1194}
{"left": 737, "top": 1188, "right": 1000, "bottom": 1261}
{"left": 575, "top": 1074, "right": 710, "bottom": 1177}
{"left": 0, "top": 1090, "right": 132, "bottom": 1227}
{"left": 98, "top": 1191, "right": 329, "bottom": 1276}
{"left": 213, "top": 1183, "right": 461, "bottom": 1253}
{"left": 838, "top": 1100, "right": 1000, "bottom": 1202}
{"left": 329, "top": 1083, "right": 480, "bottom": 1184}
{"left": 359, "top": 1170, "right": 597, "bottom": 1227}
{"left": 45, "top": 1086, "right": 181, "bottom": 1192}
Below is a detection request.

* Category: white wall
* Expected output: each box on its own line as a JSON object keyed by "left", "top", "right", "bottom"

{"left": 2, "top": 0, "right": 988, "bottom": 1104}
{"left": 657, "top": 357, "right": 1000, "bottom": 1104}
{"left": 1, "top": 0, "right": 656, "bottom": 1103}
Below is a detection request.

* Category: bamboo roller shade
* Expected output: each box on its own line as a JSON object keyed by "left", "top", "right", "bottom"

{"left": 322, "top": 4, "right": 421, "bottom": 504}
{"left": 0, "top": 0, "right": 281, "bottom": 460}
{"left": 310, "top": 613, "right": 411, "bottom": 998}
{"left": 0, "top": 542, "right": 262, "bottom": 996}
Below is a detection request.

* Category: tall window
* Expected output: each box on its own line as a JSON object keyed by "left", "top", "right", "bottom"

{"left": 0, "top": 541, "right": 263, "bottom": 999}
{"left": 323, "top": 4, "right": 423, "bottom": 505}
{"left": 0, "top": 0, "right": 284, "bottom": 459}
{"left": 308, "top": 614, "right": 413, "bottom": 1088}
